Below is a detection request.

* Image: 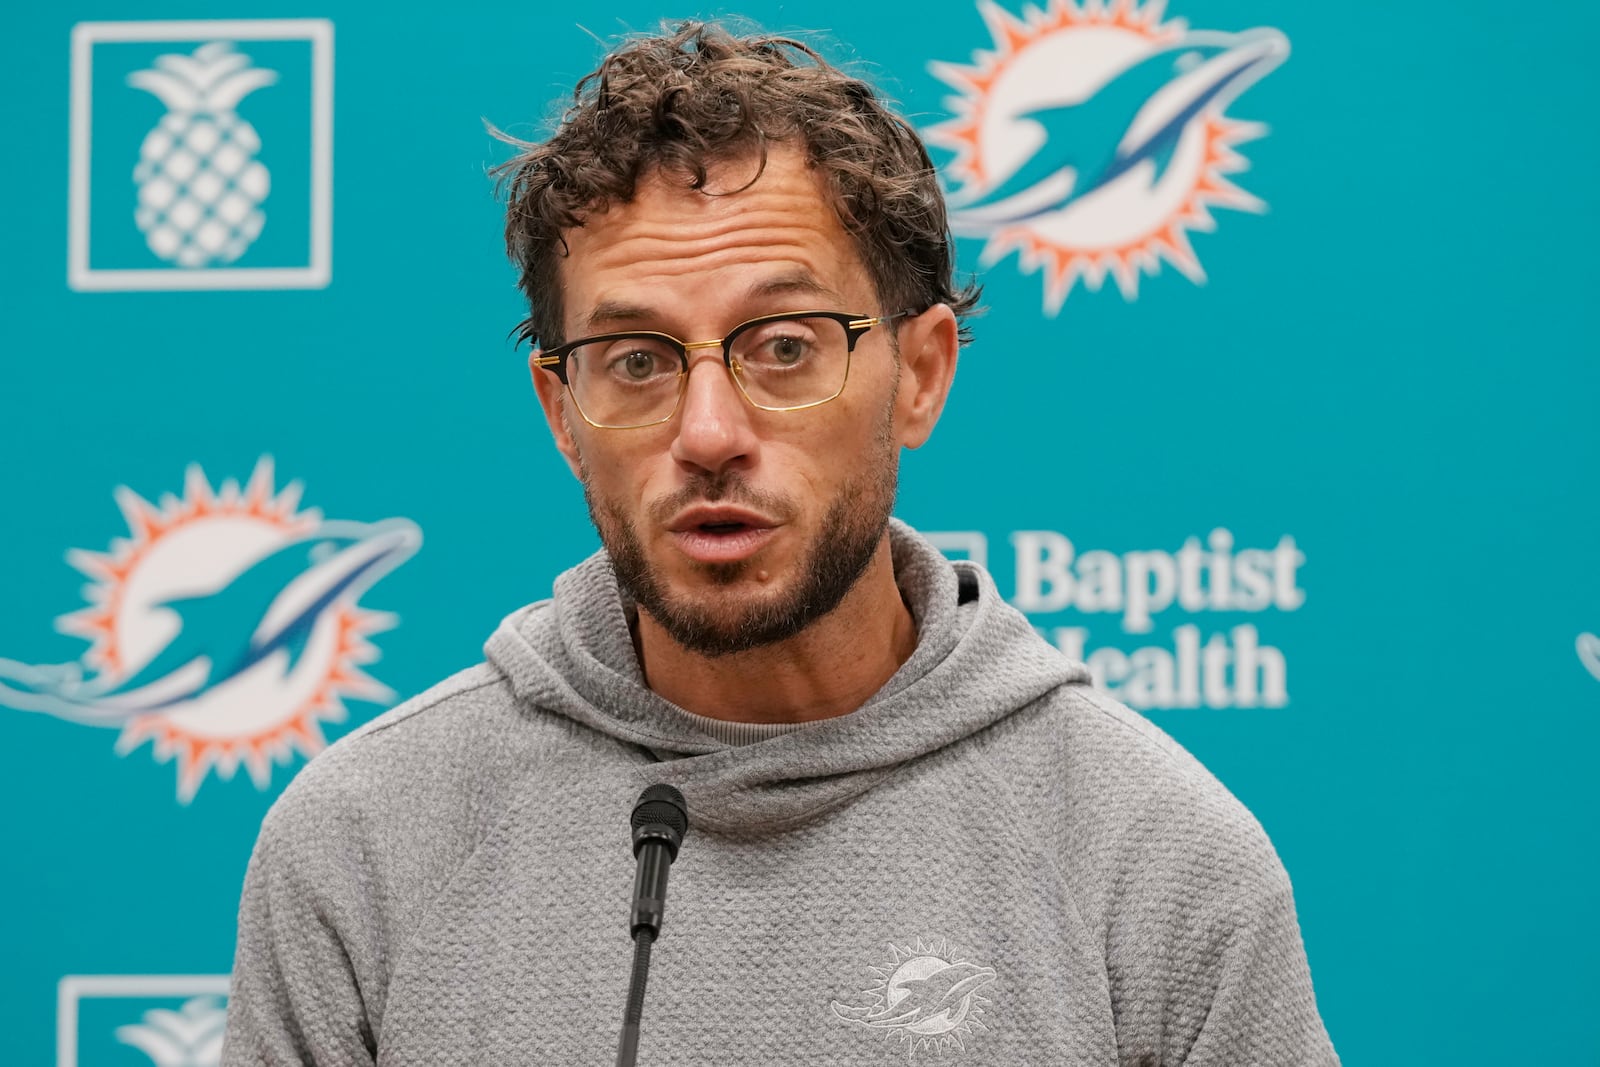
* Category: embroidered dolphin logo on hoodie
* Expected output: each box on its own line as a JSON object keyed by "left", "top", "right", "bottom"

{"left": 0, "top": 519, "right": 419, "bottom": 725}
{"left": 832, "top": 959, "right": 998, "bottom": 1030}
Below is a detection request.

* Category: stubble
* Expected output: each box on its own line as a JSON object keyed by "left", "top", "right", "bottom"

{"left": 581, "top": 402, "right": 900, "bottom": 657}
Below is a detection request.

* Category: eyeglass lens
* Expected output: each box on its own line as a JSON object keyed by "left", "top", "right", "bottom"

{"left": 565, "top": 315, "right": 852, "bottom": 428}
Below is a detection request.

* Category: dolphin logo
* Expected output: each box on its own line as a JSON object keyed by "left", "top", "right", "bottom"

{"left": 0, "top": 519, "right": 420, "bottom": 726}
{"left": 832, "top": 959, "right": 997, "bottom": 1028}
{"left": 949, "top": 27, "right": 1288, "bottom": 230}
{"left": 1579, "top": 632, "right": 1600, "bottom": 682}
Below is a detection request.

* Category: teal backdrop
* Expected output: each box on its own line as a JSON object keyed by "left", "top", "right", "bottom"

{"left": 3, "top": 1, "right": 1597, "bottom": 1063}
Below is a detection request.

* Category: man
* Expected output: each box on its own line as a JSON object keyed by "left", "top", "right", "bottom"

{"left": 223, "top": 22, "right": 1338, "bottom": 1065}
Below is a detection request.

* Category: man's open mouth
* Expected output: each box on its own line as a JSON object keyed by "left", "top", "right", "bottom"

{"left": 667, "top": 508, "right": 779, "bottom": 563}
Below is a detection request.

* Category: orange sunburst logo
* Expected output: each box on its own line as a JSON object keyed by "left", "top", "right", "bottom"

{"left": 0, "top": 458, "right": 421, "bottom": 802}
{"left": 926, "top": 0, "right": 1289, "bottom": 312}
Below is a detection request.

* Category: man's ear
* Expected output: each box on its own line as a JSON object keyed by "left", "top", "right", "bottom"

{"left": 893, "top": 303, "right": 960, "bottom": 450}
{"left": 530, "top": 356, "right": 583, "bottom": 479}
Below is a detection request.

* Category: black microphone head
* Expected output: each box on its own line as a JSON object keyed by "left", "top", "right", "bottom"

{"left": 631, "top": 783, "right": 688, "bottom": 859}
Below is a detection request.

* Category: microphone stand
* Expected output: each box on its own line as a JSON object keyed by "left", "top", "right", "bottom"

{"left": 616, "top": 929, "right": 655, "bottom": 1066}
{"left": 616, "top": 784, "right": 687, "bottom": 1067}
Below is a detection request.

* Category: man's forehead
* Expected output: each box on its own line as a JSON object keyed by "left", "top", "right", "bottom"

{"left": 557, "top": 148, "right": 871, "bottom": 329}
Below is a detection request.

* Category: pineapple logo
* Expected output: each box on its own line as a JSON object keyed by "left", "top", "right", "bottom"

{"left": 114, "top": 996, "right": 227, "bottom": 1067}
{"left": 69, "top": 19, "right": 333, "bottom": 290}
{"left": 128, "top": 42, "right": 276, "bottom": 268}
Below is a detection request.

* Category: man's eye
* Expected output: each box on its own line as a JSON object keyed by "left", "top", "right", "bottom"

{"left": 602, "top": 344, "right": 675, "bottom": 382}
{"left": 767, "top": 336, "right": 808, "bottom": 365}
{"left": 620, "top": 350, "right": 659, "bottom": 379}
{"left": 747, "top": 330, "right": 818, "bottom": 367}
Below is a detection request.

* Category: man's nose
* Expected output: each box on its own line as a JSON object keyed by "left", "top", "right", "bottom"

{"left": 669, "top": 354, "right": 758, "bottom": 475}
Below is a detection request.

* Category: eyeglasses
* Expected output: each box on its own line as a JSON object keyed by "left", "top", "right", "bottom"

{"left": 531, "top": 310, "right": 915, "bottom": 429}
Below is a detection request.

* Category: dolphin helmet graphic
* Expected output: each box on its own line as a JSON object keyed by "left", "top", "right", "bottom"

{"left": 0, "top": 459, "right": 422, "bottom": 801}
{"left": 0, "top": 520, "right": 419, "bottom": 725}
{"left": 927, "top": 1, "right": 1290, "bottom": 309}
{"left": 949, "top": 29, "right": 1288, "bottom": 227}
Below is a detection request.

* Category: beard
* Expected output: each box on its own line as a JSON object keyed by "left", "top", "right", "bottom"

{"left": 581, "top": 410, "right": 899, "bottom": 658}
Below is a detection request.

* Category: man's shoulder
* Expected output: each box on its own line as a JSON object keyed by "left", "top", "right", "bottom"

{"left": 998, "top": 685, "right": 1333, "bottom": 1062}
{"left": 1003, "top": 680, "right": 1237, "bottom": 795}
{"left": 334, "top": 661, "right": 512, "bottom": 750}
{"left": 292, "top": 662, "right": 510, "bottom": 784}
{"left": 1044, "top": 682, "right": 1238, "bottom": 800}
{"left": 996, "top": 682, "right": 1291, "bottom": 912}
{"left": 252, "top": 661, "right": 559, "bottom": 858}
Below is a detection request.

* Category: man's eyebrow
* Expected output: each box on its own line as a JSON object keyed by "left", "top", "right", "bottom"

{"left": 584, "top": 300, "right": 656, "bottom": 331}
{"left": 746, "top": 272, "right": 843, "bottom": 305}
{"left": 582, "top": 273, "right": 846, "bottom": 333}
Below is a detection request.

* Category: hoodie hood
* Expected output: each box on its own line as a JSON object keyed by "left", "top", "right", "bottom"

{"left": 485, "top": 519, "right": 1089, "bottom": 832}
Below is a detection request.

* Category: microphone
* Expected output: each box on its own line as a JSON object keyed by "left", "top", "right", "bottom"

{"left": 629, "top": 783, "right": 688, "bottom": 939}
{"left": 617, "top": 783, "right": 688, "bottom": 1067}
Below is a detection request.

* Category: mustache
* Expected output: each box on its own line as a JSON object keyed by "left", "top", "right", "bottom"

{"left": 647, "top": 472, "right": 795, "bottom": 525}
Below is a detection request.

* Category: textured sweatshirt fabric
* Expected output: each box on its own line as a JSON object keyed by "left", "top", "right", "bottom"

{"left": 221, "top": 521, "right": 1338, "bottom": 1065}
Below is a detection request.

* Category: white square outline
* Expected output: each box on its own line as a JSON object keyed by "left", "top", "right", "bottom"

{"left": 923, "top": 530, "right": 989, "bottom": 571}
{"left": 57, "top": 974, "right": 231, "bottom": 1067}
{"left": 68, "top": 19, "right": 334, "bottom": 291}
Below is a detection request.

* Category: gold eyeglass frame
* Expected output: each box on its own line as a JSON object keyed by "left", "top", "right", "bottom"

{"left": 531, "top": 309, "right": 916, "bottom": 429}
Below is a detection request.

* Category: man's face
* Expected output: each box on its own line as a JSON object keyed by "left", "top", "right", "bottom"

{"left": 534, "top": 147, "right": 910, "bottom": 656}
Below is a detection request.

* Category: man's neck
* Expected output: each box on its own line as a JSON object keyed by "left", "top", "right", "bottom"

{"left": 633, "top": 540, "right": 917, "bottom": 724}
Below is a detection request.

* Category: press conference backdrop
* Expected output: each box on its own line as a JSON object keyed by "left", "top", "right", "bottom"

{"left": 2, "top": 1, "right": 1595, "bottom": 1062}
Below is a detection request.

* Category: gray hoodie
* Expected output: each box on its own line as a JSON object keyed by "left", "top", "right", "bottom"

{"left": 222, "top": 521, "right": 1337, "bottom": 1065}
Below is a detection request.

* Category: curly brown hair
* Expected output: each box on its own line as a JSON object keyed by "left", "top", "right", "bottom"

{"left": 495, "top": 21, "right": 980, "bottom": 351}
